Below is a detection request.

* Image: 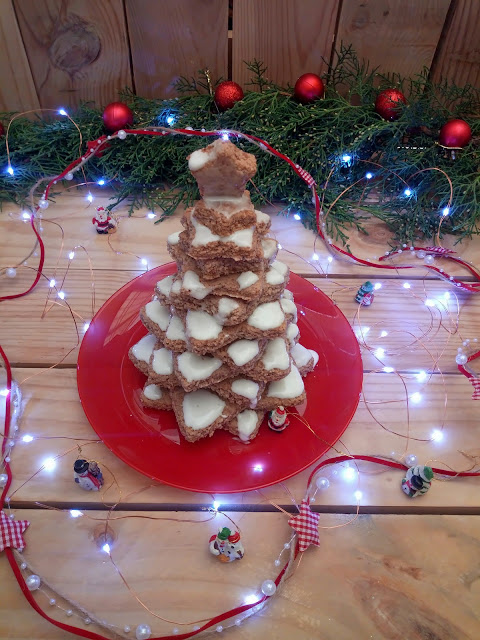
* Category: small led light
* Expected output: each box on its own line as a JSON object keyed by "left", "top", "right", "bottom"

{"left": 343, "top": 467, "right": 357, "bottom": 481}
{"left": 166, "top": 115, "right": 176, "bottom": 125}
{"left": 69, "top": 510, "right": 83, "bottom": 518}
{"left": 424, "top": 299, "right": 436, "bottom": 307}
{"left": 102, "top": 543, "right": 111, "bottom": 554}
{"left": 0, "top": 388, "right": 10, "bottom": 396}
{"left": 415, "top": 370, "right": 427, "bottom": 382}
{"left": 97, "top": 179, "right": 105, "bottom": 186}
{"left": 365, "top": 172, "right": 373, "bottom": 179}
{"left": 221, "top": 132, "right": 229, "bottom": 141}
{"left": 443, "top": 291, "right": 451, "bottom": 300}
{"left": 22, "top": 212, "right": 31, "bottom": 220}
{"left": 244, "top": 594, "right": 258, "bottom": 605}
{"left": 22, "top": 435, "right": 34, "bottom": 443}
{"left": 411, "top": 392, "right": 422, "bottom": 403}
{"left": 213, "top": 500, "right": 221, "bottom": 511}
{"left": 383, "top": 366, "right": 395, "bottom": 373}
{"left": 253, "top": 464, "right": 263, "bottom": 472}
{"left": 43, "top": 457, "right": 57, "bottom": 471}
{"left": 354, "top": 490, "right": 362, "bottom": 500}
{"left": 404, "top": 188, "right": 412, "bottom": 197}
{"left": 58, "top": 108, "right": 68, "bottom": 116}
{"left": 141, "top": 258, "right": 148, "bottom": 266}
{"left": 49, "top": 279, "right": 56, "bottom": 288}
{"left": 83, "top": 322, "right": 90, "bottom": 332}
{"left": 312, "top": 253, "right": 319, "bottom": 261}
{"left": 380, "top": 330, "right": 388, "bottom": 337}
{"left": 7, "top": 165, "right": 14, "bottom": 176}
{"left": 58, "top": 291, "right": 66, "bottom": 300}
{"left": 293, "top": 213, "right": 301, "bottom": 220}
{"left": 68, "top": 251, "right": 75, "bottom": 260}
{"left": 147, "top": 212, "right": 156, "bottom": 219}
{"left": 327, "top": 256, "right": 333, "bottom": 263}
{"left": 374, "top": 282, "right": 382, "bottom": 290}
{"left": 442, "top": 207, "right": 450, "bottom": 216}
{"left": 342, "top": 154, "right": 352, "bottom": 163}
{"left": 431, "top": 429, "right": 444, "bottom": 442}
{"left": 374, "top": 347, "right": 385, "bottom": 358}
{"left": 86, "top": 192, "right": 93, "bottom": 203}
{"left": 403, "top": 282, "right": 411, "bottom": 289}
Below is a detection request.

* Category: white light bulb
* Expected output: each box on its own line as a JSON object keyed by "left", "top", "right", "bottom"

{"left": 380, "top": 330, "right": 388, "bottom": 337}
{"left": 7, "top": 165, "right": 14, "bottom": 176}
{"left": 102, "top": 543, "right": 111, "bottom": 554}
{"left": 342, "top": 154, "right": 352, "bottom": 163}
{"left": 221, "top": 131, "right": 229, "bottom": 140}
{"left": 58, "top": 108, "right": 68, "bottom": 116}
{"left": 147, "top": 212, "right": 156, "bottom": 219}
{"left": 86, "top": 192, "right": 93, "bottom": 203}
{"left": 22, "top": 212, "right": 31, "bottom": 220}
{"left": 354, "top": 490, "right": 362, "bottom": 500}
{"left": 49, "top": 279, "right": 56, "bottom": 288}
{"left": 0, "top": 388, "right": 9, "bottom": 396}
{"left": 22, "top": 435, "right": 34, "bottom": 443}
{"left": 404, "top": 188, "right": 412, "bottom": 196}
{"left": 141, "top": 258, "right": 148, "bottom": 266}
{"left": 431, "top": 429, "right": 444, "bottom": 442}
{"left": 373, "top": 282, "right": 382, "bottom": 290}
{"left": 442, "top": 207, "right": 450, "bottom": 216}
{"left": 383, "top": 366, "right": 395, "bottom": 373}
{"left": 244, "top": 594, "right": 258, "bottom": 605}
{"left": 343, "top": 467, "right": 357, "bottom": 481}
{"left": 213, "top": 500, "right": 221, "bottom": 511}
{"left": 374, "top": 347, "right": 385, "bottom": 358}
{"left": 415, "top": 371, "right": 427, "bottom": 382}
{"left": 6, "top": 267, "right": 16, "bottom": 278}
{"left": 58, "top": 291, "right": 66, "bottom": 300}
{"left": 293, "top": 213, "right": 301, "bottom": 220}
{"left": 327, "top": 256, "right": 333, "bottom": 263}
{"left": 403, "top": 282, "right": 411, "bottom": 289}
{"left": 277, "top": 244, "right": 283, "bottom": 249}
{"left": 166, "top": 115, "right": 175, "bottom": 125}
{"left": 83, "top": 322, "right": 90, "bottom": 332}
{"left": 68, "top": 251, "right": 75, "bottom": 260}
{"left": 424, "top": 299, "right": 435, "bottom": 307}
{"left": 410, "top": 392, "right": 422, "bottom": 403}
{"left": 69, "top": 509, "right": 83, "bottom": 518}
{"left": 97, "top": 179, "right": 105, "bottom": 186}
{"left": 43, "top": 457, "right": 57, "bottom": 471}
{"left": 253, "top": 464, "right": 263, "bottom": 472}
{"left": 365, "top": 172, "right": 373, "bottom": 179}
{"left": 443, "top": 291, "right": 451, "bottom": 300}
{"left": 312, "top": 253, "right": 319, "bottom": 261}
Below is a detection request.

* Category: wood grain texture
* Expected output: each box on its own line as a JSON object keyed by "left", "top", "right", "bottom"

{"left": 13, "top": 0, "right": 132, "bottom": 109}
{"left": 430, "top": 0, "right": 480, "bottom": 88}
{"left": 335, "top": 0, "right": 451, "bottom": 87}
{"left": 232, "top": 0, "right": 339, "bottom": 88}
{"left": 125, "top": 0, "right": 229, "bottom": 99}
{"left": 1, "top": 511, "right": 480, "bottom": 639}
{"left": 0, "top": 0, "right": 39, "bottom": 112}
{"left": 4, "top": 368, "right": 480, "bottom": 508}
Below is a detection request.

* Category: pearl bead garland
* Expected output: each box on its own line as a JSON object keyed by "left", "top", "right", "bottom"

{"left": 65, "top": 172, "right": 74, "bottom": 180}
{"left": 135, "top": 624, "right": 151, "bottom": 639}
{"left": 38, "top": 199, "right": 49, "bottom": 209}
{"left": 117, "top": 130, "right": 127, "bottom": 140}
{"left": 261, "top": 580, "right": 277, "bottom": 596}
{"left": 424, "top": 255, "right": 435, "bottom": 265}
{"left": 5, "top": 267, "right": 16, "bottom": 278}
{"left": 405, "top": 454, "right": 418, "bottom": 467}
{"left": 0, "top": 473, "right": 8, "bottom": 487}
{"left": 315, "top": 476, "right": 330, "bottom": 490}
{"left": 26, "top": 574, "right": 41, "bottom": 591}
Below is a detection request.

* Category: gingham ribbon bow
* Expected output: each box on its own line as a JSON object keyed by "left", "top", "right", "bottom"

{"left": 0, "top": 510, "right": 30, "bottom": 552}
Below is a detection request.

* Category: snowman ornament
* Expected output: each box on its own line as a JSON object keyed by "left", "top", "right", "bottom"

{"left": 209, "top": 527, "right": 244, "bottom": 563}
{"left": 74, "top": 459, "right": 104, "bottom": 491}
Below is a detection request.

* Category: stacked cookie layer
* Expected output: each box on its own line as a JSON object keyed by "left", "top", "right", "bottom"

{"left": 129, "top": 139, "right": 319, "bottom": 443}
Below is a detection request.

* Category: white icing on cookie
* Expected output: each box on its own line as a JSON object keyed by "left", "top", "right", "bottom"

{"left": 309, "top": 349, "right": 319, "bottom": 367}
{"left": 156, "top": 275, "right": 175, "bottom": 297}
{"left": 225, "top": 227, "right": 254, "bottom": 248}
{"left": 291, "top": 343, "right": 313, "bottom": 369}
{"left": 262, "top": 338, "right": 290, "bottom": 370}
{"left": 151, "top": 347, "right": 173, "bottom": 375}
{"left": 145, "top": 299, "right": 170, "bottom": 330}
{"left": 248, "top": 301, "right": 285, "bottom": 330}
{"left": 280, "top": 298, "right": 297, "bottom": 322}
{"left": 237, "top": 271, "right": 259, "bottom": 290}
{"left": 267, "top": 365, "right": 305, "bottom": 399}
{"left": 143, "top": 384, "right": 163, "bottom": 400}
{"left": 236, "top": 410, "right": 259, "bottom": 442}
{"left": 166, "top": 316, "right": 186, "bottom": 342}
{"left": 231, "top": 379, "right": 259, "bottom": 400}
{"left": 186, "top": 310, "right": 223, "bottom": 340}
{"left": 266, "top": 266, "right": 285, "bottom": 285}
{"left": 188, "top": 148, "right": 212, "bottom": 171}
{"left": 182, "top": 271, "right": 212, "bottom": 300}
{"left": 203, "top": 193, "right": 252, "bottom": 217}
{"left": 167, "top": 231, "right": 181, "bottom": 245}
{"left": 182, "top": 390, "right": 226, "bottom": 430}
{"left": 131, "top": 334, "right": 156, "bottom": 362}
{"left": 271, "top": 260, "right": 289, "bottom": 276}
{"left": 227, "top": 339, "right": 259, "bottom": 366}
{"left": 191, "top": 215, "right": 254, "bottom": 248}
{"left": 177, "top": 352, "right": 222, "bottom": 381}
{"left": 255, "top": 210, "right": 270, "bottom": 226}
{"left": 282, "top": 289, "right": 294, "bottom": 301}
{"left": 262, "top": 238, "right": 278, "bottom": 260}
{"left": 216, "top": 297, "right": 239, "bottom": 321}
{"left": 171, "top": 278, "right": 182, "bottom": 294}
{"left": 287, "top": 323, "right": 299, "bottom": 345}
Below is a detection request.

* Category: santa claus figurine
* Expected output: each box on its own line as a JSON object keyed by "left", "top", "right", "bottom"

{"left": 74, "top": 459, "right": 104, "bottom": 491}
{"left": 92, "top": 207, "right": 117, "bottom": 234}
{"left": 268, "top": 406, "right": 290, "bottom": 432}
{"left": 209, "top": 527, "right": 244, "bottom": 562}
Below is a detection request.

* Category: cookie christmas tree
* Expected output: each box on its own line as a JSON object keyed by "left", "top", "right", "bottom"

{"left": 129, "top": 139, "right": 319, "bottom": 443}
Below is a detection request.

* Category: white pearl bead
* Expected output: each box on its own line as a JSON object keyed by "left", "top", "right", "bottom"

{"left": 173, "top": 628, "right": 179, "bottom": 635}
{"left": 416, "top": 250, "right": 426, "bottom": 259}
{"left": 0, "top": 474, "right": 7, "bottom": 487}
{"left": 284, "top": 543, "right": 290, "bottom": 549}
{"left": 458, "top": 347, "right": 463, "bottom": 353}
{"left": 274, "top": 559, "right": 281, "bottom": 566}
{"left": 456, "top": 353, "right": 468, "bottom": 365}
{"left": 405, "top": 454, "right": 418, "bottom": 467}
{"left": 65, "top": 172, "right": 74, "bottom": 180}
{"left": 235, "top": 619, "right": 242, "bottom": 626}
{"left": 20, "top": 562, "right": 27, "bottom": 570}
{"left": 424, "top": 255, "right": 435, "bottom": 265}
{"left": 117, "top": 130, "right": 127, "bottom": 140}
{"left": 38, "top": 199, "right": 49, "bottom": 209}
{"left": 135, "top": 624, "right": 151, "bottom": 640}
{"left": 6, "top": 267, "right": 16, "bottom": 278}
{"left": 66, "top": 610, "right": 73, "bottom": 617}
{"left": 84, "top": 618, "right": 92, "bottom": 625}
{"left": 49, "top": 598, "right": 56, "bottom": 606}
{"left": 463, "top": 340, "right": 470, "bottom": 346}
{"left": 216, "top": 625, "right": 223, "bottom": 633}
{"left": 124, "top": 626, "right": 131, "bottom": 633}
{"left": 26, "top": 575, "right": 41, "bottom": 591}
{"left": 315, "top": 476, "right": 330, "bottom": 490}
{"left": 261, "top": 580, "right": 277, "bottom": 596}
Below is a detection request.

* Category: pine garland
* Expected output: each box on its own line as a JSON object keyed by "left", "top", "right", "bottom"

{"left": 0, "top": 45, "right": 479, "bottom": 247}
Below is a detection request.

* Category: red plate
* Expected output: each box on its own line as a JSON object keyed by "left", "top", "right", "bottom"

{"left": 77, "top": 264, "right": 362, "bottom": 493}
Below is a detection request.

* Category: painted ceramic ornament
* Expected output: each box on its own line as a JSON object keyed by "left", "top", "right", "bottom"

{"left": 74, "top": 459, "right": 104, "bottom": 491}
{"left": 209, "top": 527, "right": 244, "bottom": 562}
{"left": 355, "top": 281, "right": 375, "bottom": 306}
{"left": 92, "top": 207, "right": 117, "bottom": 234}
{"left": 401, "top": 465, "right": 433, "bottom": 498}
{"left": 268, "top": 406, "right": 290, "bottom": 432}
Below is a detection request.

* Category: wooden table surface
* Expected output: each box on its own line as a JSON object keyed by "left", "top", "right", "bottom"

{"left": 1, "top": 191, "right": 480, "bottom": 639}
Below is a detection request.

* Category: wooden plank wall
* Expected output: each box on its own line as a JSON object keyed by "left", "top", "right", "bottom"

{"left": 0, "top": 0, "right": 478, "bottom": 113}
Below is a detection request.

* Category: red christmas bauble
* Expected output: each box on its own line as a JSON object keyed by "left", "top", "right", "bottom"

{"left": 294, "top": 73, "right": 325, "bottom": 104}
{"left": 102, "top": 102, "right": 133, "bottom": 132}
{"left": 439, "top": 119, "right": 472, "bottom": 148}
{"left": 214, "top": 81, "right": 244, "bottom": 111}
{"left": 375, "top": 88, "right": 407, "bottom": 120}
